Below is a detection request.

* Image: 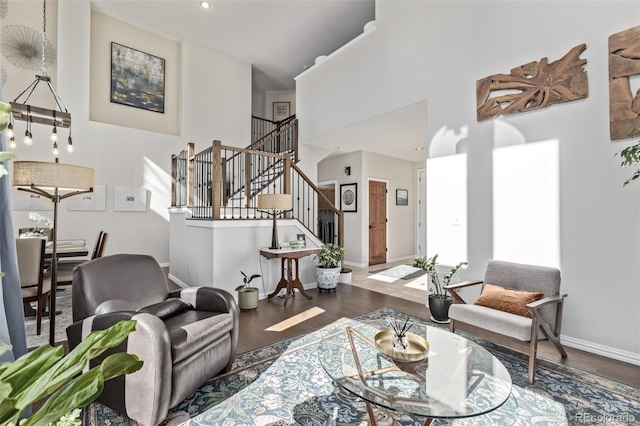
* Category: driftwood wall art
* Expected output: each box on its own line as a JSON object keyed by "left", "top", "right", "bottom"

{"left": 609, "top": 26, "right": 640, "bottom": 140}
{"left": 476, "top": 44, "right": 588, "bottom": 121}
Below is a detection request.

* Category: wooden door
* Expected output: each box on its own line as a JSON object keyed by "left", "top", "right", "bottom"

{"left": 369, "top": 180, "right": 387, "bottom": 265}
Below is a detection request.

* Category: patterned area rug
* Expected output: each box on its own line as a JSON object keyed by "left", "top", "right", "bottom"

{"left": 87, "top": 308, "right": 640, "bottom": 425}
{"left": 24, "top": 287, "right": 72, "bottom": 348}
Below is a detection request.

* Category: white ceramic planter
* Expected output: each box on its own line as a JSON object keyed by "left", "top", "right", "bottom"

{"left": 315, "top": 266, "right": 341, "bottom": 292}
{"left": 339, "top": 268, "right": 352, "bottom": 284}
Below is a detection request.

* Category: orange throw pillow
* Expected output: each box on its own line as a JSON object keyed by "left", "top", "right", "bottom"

{"left": 474, "top": 283, "right": 543, "bottom": 318}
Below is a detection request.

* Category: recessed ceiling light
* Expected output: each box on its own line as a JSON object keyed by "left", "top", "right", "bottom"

{"left": 200, "top": 1, "right": 211, "bottom": 9}
{"left": 415, "top": 147, "right": 424, "bottom": 151}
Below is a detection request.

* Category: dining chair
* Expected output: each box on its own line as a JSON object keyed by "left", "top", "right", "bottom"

{"left": 57, "top": 231, "right": 108, "bottom": 286}
{"left": 16, "top": 237, "right": 51, "bottom": 335}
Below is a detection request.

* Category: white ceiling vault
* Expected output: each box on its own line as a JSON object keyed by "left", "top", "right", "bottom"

{"left": 92, "top": 1, "right": 428, "bottom": 163}
{"left": 91, "top": 0, "right": 376, "bottom": 94}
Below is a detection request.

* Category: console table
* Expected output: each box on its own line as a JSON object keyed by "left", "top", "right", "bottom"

{"left": 260, "top": 247, "right": 320, "bottom": 306}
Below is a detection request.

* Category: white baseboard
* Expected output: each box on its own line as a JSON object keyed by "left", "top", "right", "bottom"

{"left": 562, "top": 335, "right": 640, "bottom": 366}
{"left": 387, "top": 255, "right": 415, "bottom": 263}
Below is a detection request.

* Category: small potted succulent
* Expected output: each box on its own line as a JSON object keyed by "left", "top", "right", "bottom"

{"left": 414, "top": 254, "right": 467, "bottom": 323}
{"left": 315, "top": 243, "right": 345, "bottom": 292}
{"left": 235, "top": 271, "right": 261, "bottom": 310}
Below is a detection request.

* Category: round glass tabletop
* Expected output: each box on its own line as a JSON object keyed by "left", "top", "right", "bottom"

{"left": 318, "top": 319, "right": 512, "bottom": 419}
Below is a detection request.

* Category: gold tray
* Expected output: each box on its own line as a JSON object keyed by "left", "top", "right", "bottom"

{"left": 375, "top": 330, "right": 429, "bottom": 362}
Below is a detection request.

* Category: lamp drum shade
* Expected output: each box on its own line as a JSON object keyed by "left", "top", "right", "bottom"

{"left": 13, "top": 161, "right": 94, "bottom": 191}
{"left": 257, "top": 193, "right": 292, "bottom": 210}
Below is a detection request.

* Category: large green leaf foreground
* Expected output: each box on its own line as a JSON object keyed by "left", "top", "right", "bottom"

{"left": 0, "top": 320, "right": 143, "bottom": 426}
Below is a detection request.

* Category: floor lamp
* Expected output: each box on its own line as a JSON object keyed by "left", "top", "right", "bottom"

{"left": 257, "top": 194, "right": 292, "bottom": 249}
{"left": 13, "top": 161, "right": 94, "bottom": 346}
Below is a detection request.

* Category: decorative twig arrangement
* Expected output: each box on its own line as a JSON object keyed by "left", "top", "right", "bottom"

{"left": 387, "top": 317, "right": 413, "bottom": 351}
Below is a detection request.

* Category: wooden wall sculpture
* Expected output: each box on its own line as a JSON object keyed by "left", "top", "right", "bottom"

{"left": 477, "top": 44, "right": 588, "bottom": 121}
{"left": 609, "top": 26, "right": 640, "bottom": 140}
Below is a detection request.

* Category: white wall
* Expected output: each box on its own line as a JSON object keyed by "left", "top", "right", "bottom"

{"left": 317, "top": 150, "right": 416, "bottom": 266}
{"left": 90, "top": 11, "right": 181, "bottom": 135}
{"left": 7, "top": 1, "right": 252, "bottom": 264}
{"left": 363, "top": 151, "right": 416, "bottom": 263}
{"left": 169, "top": 212, "right": 322, "bottom": 300}
{"left": 297, "top": 1, "right": 640, "bottom": 363}
{"left": 318, "top": 151, "right": 363, "bottom": 265}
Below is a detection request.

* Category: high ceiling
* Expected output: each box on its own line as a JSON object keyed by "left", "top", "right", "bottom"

{"left": 90, "top": 1, "right": 427, "bottom": 163}
{"left": 91, "top": 0, "right": 376, "bottom": 93}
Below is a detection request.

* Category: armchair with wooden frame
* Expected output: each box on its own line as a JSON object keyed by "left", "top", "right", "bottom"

{"left": 444, "top": 259, "right": 567, "bottom": 384}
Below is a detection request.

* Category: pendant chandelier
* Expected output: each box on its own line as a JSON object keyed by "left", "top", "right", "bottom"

{"left": 6, "top": 0, "right": 73, "bottom": 159}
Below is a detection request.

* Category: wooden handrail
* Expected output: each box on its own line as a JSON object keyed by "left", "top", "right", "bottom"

{"left": 290, "top": 161, "right": 344, "bottom": 246}
{"left": 171, "top": 133, "right": 343, "bottom": 246}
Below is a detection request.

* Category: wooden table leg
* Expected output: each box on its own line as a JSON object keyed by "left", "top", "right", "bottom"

{"left": 267, "top": 258, "right": 288, "bottom": 299}
{"left": 291, "top": 258, "right": 312, "bottom": 300}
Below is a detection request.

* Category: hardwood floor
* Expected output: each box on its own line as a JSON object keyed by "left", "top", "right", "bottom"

{"left": 237, "top": 282, "right": 640, "bottom": 389}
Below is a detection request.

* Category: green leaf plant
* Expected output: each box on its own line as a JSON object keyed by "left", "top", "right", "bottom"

{"left": 413, "top": 254, "right": 467, "bottom": 299}
{"left": 0, "top": 320, "right": 143, "bottom": 426}
{"left": 235, "top": 271, "right": 261, "bottom": 291}
{"left": 315, "top": 243, "right": 345, "bottom": 269}
{"left": 616, "top": 140, "right": 640, "bottom": 186}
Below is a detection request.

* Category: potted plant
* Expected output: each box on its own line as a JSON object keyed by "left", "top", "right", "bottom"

{"left": 24, "top": 212, "right": 53, "bottom": 239}
{"left": 414, "top": 254, "right": 467, "bottom": 323}
{"left": 235, "top": 271, "right": 261, "bottom": 310}
{"left": 315, "top": 243, "right": 344, "bottom": 292}
{"left": 0, "top": 320, "right": 142, "bottom": 425}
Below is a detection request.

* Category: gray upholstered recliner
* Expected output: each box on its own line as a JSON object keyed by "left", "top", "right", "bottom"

{"left": 445, "top": 260, "right": 567, "bottom": 384}
{"left": 67, "top": 253, "right": 239, "bottom": 425}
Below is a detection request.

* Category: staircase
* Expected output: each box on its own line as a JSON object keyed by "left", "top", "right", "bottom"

{"left": 171, "top": 115, "right": 343, "bottom": 246}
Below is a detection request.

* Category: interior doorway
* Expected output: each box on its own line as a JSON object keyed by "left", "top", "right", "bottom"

{"left": 368, "top": 180, "right": 387, "bottom": 265}
{"left": 318, "top": 181, "right": 337, "bottom": 243}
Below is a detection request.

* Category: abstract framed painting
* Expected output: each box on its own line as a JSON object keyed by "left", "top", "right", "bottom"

{"left": 111, "top": 42, "right": 165, "bottom": 113}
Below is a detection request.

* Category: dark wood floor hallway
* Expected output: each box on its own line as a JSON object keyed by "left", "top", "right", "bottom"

{"left": 237, "top": 284, "right": 640, "bottom": 388}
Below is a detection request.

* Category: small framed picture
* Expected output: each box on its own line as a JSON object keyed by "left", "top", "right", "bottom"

{"left": 297, "top": 234, "right": 306, "bottom": 242}
{"left": 272, "top": 101, "right": 290, "bottom": 121}
{"left": 340, "top": 183, "right": 357, "bottom": 213}
{"left": 396, "top": 189, "right": 408, "bottom": 206}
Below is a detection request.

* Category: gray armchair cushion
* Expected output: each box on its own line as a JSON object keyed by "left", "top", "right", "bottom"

{"left": 449, "top": 304, "right": 533, "bottom": 341}
{"left": 166, "top": 311, "right": 234, "bottom": 362}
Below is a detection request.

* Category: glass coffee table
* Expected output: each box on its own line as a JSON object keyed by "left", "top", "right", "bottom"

{"left": 318, "top": 319, "right": 512, "bottom": 425}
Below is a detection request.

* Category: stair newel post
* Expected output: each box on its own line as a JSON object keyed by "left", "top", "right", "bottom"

{"left": 212, "top": 140, "right": 222, "bottom": 220}
{"left": 171, "top": 154, "right": 177, "bottom": 207}
{"left": 283, "top": 153, "right": 291, "bottom": 219}
{"left": 187, "top": 142, "right": 194, "bottom": 207}
{"left": 293, "top": 119, "right": 299, "bottom": 163}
